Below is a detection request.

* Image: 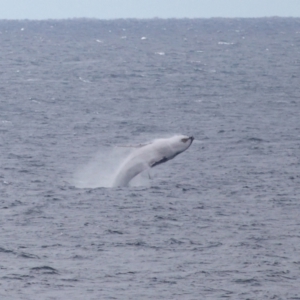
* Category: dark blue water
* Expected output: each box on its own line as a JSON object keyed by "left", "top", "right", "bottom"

{"left": 1, "top": 18, "right": 300, "bottom": 299}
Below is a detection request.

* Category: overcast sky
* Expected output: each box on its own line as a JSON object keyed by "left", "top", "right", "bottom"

{"left": 0, "top": 0, "right": 299, "bottom": 20}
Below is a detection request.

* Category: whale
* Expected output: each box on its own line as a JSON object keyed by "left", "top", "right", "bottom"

{"left": 112, "top": 135, "right": 194, "bottom": 187}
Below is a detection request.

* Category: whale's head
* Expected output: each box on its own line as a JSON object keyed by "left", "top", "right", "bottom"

{"left": 167, "top": 135, "right": 194, "bottom": 154}
{"left": 180, "top": 136, "right": 194, "bottom": 144}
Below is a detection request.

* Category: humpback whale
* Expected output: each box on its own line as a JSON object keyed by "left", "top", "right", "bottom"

{"left": 113, "top": 135, "right": 194, "bottom": 187}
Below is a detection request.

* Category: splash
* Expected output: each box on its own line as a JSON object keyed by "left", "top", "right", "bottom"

{"left": 72, "top": 135, "right": 195, "bottom": 188}
{"left": 72, "top": 146, "right": 150, "bottom": 188}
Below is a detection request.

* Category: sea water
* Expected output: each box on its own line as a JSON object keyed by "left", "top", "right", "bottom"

{"left": 0, "top": 18, "right": 300, "bottom": 299}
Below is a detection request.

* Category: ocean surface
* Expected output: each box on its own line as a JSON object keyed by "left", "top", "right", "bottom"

{"left": 0, "top": 18, "right": 300, "bottom": 299}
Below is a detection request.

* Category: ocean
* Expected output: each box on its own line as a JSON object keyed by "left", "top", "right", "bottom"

{"left": 0, "top": 18, "right": 300, "bottom": 299}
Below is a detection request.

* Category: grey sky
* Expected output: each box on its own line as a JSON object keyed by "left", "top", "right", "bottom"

{"left": 0, "top": 0, "right": 299, "bottom": 20}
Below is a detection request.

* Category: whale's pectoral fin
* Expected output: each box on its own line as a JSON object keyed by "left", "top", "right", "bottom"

{"left": 151, "top": 156, "right": 169, "bottom": 168}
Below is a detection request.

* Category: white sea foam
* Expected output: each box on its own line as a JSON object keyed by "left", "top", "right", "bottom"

{"left": 72, "top": 146, "right": 150, "bottom": 188}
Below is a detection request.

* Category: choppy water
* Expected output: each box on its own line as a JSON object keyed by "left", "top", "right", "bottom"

{"left": 1, "top": 18, "right": 300, "bottom": 299}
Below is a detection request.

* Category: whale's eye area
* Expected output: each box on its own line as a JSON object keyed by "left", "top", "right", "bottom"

{"left": 181, "top": 138, "right": 189, "bottom": 143}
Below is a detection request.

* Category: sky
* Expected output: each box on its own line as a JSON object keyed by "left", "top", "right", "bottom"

{"left": 0, "top": 0, "right": 299, "bottom": 20}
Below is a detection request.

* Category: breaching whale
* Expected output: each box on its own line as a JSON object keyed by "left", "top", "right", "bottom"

{"left": 112, "top": 135, "right": 194, "bottom": 187}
